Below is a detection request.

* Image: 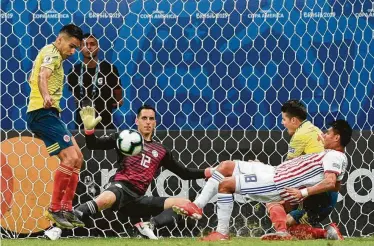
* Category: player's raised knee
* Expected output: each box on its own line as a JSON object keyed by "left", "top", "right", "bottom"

{"left": 59, "top": 147, "right": 80, "bottom": 167}
{"left": 218, "top": 177, "right": 236, "bottom": 193}
{"left": 216, "top": 160, "right": 236, "bottom": 177}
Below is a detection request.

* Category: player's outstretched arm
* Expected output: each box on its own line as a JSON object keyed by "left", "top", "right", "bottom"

{"left": 80, "top": 106, "right": 116, "bottom": 150}
{"left": 285, "top": 172, "right": 337, "bottom": 200}
{"left": 162, "top": 150, "right": 211, "bottom": 180}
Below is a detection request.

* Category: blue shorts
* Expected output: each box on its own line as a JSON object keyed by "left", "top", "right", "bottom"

{"left": 289, "top": 208, "right": 332, "bottom": 226}
{"left": 289, "top": 191, "right": 338, "bottom": 226}
{"left": 26, "top": 108, "right": 73, "bottom": 156}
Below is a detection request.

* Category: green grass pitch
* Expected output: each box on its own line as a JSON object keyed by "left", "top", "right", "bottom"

{"left": 2, "top": 237, "right": 374, "bottom": 246}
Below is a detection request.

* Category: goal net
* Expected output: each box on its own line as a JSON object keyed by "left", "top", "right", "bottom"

{"left": 1, "top": 0, "right": 373, "bottom": 239}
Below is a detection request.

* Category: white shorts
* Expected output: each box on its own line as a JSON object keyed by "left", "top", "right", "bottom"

{"left": 234, "top": 161, "right": 281, "bottom": 203}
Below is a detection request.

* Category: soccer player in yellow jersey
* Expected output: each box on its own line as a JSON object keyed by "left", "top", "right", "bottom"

{"left": 173, "top": 100, "right": 343, "bottom": 240}
{"left": 26, "top": 24, "right": 84, "bottom": 229}
{"left": 262, "top": 100, "right": 341, "bottom": 240}
{"left": 280, "top": 100, "right": 324, "bottom": 160}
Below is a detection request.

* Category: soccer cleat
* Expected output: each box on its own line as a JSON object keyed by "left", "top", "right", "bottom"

{"left": 172, "top": 202, "right": 203, "bottom": 220}
{"left": 261, "top": 231, "right": 293, "bottom": 240}
{"left": 63, "top": 210, "right": 85, "bottom": 227}
{"left": 325, "top": 223, "right": 344, "bottom": 240}
{"left": 201, "top": 231, "right": 229, "bottom": 241}
{"left": 135, "top": 222, "right": 158, "bottom": 240}
{"left": 44, "top": 209, "right": 74, "bottom": 229}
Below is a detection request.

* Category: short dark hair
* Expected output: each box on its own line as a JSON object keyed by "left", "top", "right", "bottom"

{"left": 281, "top": 99, "right": 307, "bottom": 121}
{"left": 59, "top": 24, "right": 83, "bottom": 41}
{"left": 83, "top": 33, "right": 97, "bottom": 40}
{"left": 330, "top": 120, "right": 352, "bottom": 147}
{"left": 137, "top": 105, "right": 156, "bottom": 117}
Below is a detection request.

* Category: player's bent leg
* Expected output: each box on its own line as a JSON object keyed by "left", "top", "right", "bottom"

{"left": 286, "top": 214, "right": 298, "bottom": 227}
{"left": 261, "top": 206, "right": 293, "bottom": 241}
{"left": 28, "top": 110, "right": 77, "bottom": 229}
{"left": 265, "top": 202, "right": 288, "bottom": 233}
{"left": 286, "top": 211, "right": 331, "bottom": 240}
{"left": 261, "top": 210, "right": 294, "bottom": 240}
{"left": 133, "top": 197, "right": 176, "bottom": 240}
{"left": 75, "top": 191, "right": 116, "bottom": 222}
{"left": 201, "top": 177, "right": 236, "bottom": 241}
{"left": 215, "top": 160, "right": 236, "bottom": 177}
{"left": 94, "top": 190, "right": 117, "bottom": 210}
{"left": 61, "top": 137, "right": 84, "bottom": 227}
{"left": 45, "top": 145, "right": 80, "bottom": 229}
{"left": 192, "top": 160, "right": 236, "bottom": 210}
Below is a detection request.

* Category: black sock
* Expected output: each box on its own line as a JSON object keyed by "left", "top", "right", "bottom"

{"left": 150, "top": 208, "right": 181, "bottom": 228}
{"left": 75, "top": 200, "right": 98, "bottom": 219}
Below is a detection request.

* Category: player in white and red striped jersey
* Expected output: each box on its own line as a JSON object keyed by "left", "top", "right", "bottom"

{"left": 174, "top": 120, "right": 352, "bottom": 241}
{"left": 272, "top": 149, "right": 347, "bottom": 205}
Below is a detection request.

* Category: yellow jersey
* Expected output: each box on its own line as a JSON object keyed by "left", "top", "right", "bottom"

{"left": 287, "top": 120, "right": 324, "bottom": 159}
{"left": 27, "top": 44, "right": 64, "bottom": 112}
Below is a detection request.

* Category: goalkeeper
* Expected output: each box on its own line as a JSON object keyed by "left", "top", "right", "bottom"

{"left": 74, "top": 105, "right": 213, "bottom": 239}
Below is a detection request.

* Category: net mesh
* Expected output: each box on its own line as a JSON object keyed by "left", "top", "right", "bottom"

{"left": 1, "top": 0, "right": 373, "bottom": 238}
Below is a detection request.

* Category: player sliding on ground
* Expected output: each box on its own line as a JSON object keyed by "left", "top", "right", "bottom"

{"left": 74, "top": 105, "right": 213, "bottom": 239}
{"left": 173, "top": 120, "right": 352, "bottom": 241}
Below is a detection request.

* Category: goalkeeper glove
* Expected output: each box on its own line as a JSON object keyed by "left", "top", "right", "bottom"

{"left": 79, "top": 106, "right": 102, "bottom": 134}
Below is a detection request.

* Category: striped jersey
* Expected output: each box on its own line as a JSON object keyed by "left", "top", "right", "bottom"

{"left": 113, "top": 140, "right": 168, "bottom": 194}
{"left": 274, "top": 150, "right": 348, "bottom": 204}
{"left": 287, "top": 120, "right": 324, "bottom": 159}
{"left": 85, "top": 132, "right": 205, "bottom": 195}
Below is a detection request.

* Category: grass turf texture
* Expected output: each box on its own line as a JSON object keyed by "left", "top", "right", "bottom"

{"left": 1, "top": 237, "right": 374, "bottom": 246}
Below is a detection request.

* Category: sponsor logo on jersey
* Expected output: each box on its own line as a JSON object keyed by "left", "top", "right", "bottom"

{"left": 152, "top": 150, "right": 158, "bottom": 157}
{"left": 288, "top": 147, "right": 295, "bottom": 153}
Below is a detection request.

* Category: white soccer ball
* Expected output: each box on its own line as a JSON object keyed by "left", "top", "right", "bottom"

{"left": 44, "top": 227, "right": 62, "bottom": 240}
{"left": 116, "top": 129, "right": 144, "bottom": 156}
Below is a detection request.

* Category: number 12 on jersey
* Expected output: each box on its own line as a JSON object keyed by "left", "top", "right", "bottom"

{"left": 140, "top": 154, "right": 151, "bottom": 168}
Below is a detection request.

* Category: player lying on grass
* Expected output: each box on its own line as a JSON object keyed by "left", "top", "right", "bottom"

{"left": 173, "top": 120, "right": 352, "bottom": 241}
{"left": 73, "top": 105, "right": 212, "bottom": 239}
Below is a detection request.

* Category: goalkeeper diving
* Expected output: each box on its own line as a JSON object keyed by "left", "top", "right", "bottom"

{"left": 74, "top": 105, "right": 214, "bottom": 239}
